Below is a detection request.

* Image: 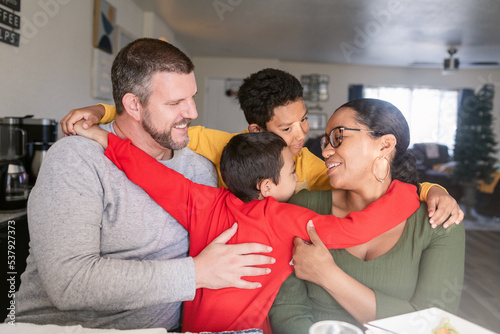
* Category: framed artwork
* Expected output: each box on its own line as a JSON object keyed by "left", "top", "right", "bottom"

{"left": 93, "top": 0, "right": 116, "bottom": 54}
{"left": 91, "top": 48, "right": 114, "bottom": 100}
{"left": 307, "top": 113, "right": 327, "bottom": 130}
{"left": 115, "top": 26, "right": 137, "bottom": 54}
{"left": 301, "top": 74, "right": 330, "bottom": 102}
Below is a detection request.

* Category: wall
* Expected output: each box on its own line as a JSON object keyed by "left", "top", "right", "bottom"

{"left": 0, "top": 0, "right": 184, "bottom": 138}
{"left": 1, "top": 1, "right": 498, "bottom": 162}
{"left": 194, "top": 57, "right": 500, "bottom": 162}
{"left": 191, "top": 57, "right": 281, "bottom": 126}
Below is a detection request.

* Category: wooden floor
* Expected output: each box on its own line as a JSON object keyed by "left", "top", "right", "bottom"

{"left": 458, "top": 230, "right": 500, "bottom": 333}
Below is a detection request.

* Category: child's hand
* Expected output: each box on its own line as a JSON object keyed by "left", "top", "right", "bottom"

{"left": 60, "top": 104, "right": 106, "bottom": 136}
{"left": 427, "top": 186, "right": 464, "bottom": 228}
{"left": 74, "top": 121, "right": 109, "bottom": 149}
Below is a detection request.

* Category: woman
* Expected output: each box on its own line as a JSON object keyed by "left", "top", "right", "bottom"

{"left": 269, "top": 98, "right": 465, "bottom": 332}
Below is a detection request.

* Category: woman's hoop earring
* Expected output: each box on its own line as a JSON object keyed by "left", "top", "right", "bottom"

{"left": 372, "top": 156, "right": 390, "bottom": 183}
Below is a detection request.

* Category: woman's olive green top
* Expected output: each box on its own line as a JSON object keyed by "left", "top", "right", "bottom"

{"left": 269, "top": 189, "right": 465, "bottom": 333}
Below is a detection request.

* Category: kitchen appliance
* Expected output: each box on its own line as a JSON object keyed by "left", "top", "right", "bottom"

{"left": 0, "top": 118, "right": 29, "bottom": 210}
{"left": 19, "top": 117, "right": 58, "bottom": 185}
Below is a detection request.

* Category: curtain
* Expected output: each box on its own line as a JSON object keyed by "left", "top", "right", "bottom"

{"left": 348, "top": 84, "right": 363, "bottom": 101}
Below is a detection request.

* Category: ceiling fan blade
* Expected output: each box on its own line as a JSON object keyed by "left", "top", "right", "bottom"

{"left": 461, "top": 61, "right": 499, "bottom": 66}
{"left": 410, "top": 61, "right": 441, "bottom": 67}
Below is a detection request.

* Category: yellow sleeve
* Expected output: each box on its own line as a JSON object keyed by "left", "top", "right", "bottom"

{"left": 294, "top": 148, "right": 331, "bottom": 192}
{"left": 419, "top": 182, "right": 448, "bottom": 202}
{"left": 98, "top": 104, "right": 117, "bottom": 124}
{"left": 187, "top": 126, "right": 241, "bottom": 188}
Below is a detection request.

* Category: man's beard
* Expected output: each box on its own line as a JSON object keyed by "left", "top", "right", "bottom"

{"left": 142, "top": 109, "right": 191, "bottom": 151}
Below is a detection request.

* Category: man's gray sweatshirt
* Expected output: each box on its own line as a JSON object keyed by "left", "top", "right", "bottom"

{"left": 14, "top": 123, "right": 217, "bottom": 330}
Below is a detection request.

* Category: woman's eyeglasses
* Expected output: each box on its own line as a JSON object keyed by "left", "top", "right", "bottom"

{"left": 320, "top": 126, "right": 377, "bottom": 150}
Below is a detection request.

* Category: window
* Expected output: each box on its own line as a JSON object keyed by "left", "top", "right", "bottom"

{"left": 363, "top": 86, "right": 458, "bottom": 151}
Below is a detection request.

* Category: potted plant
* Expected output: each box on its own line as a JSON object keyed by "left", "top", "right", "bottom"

{"left": 453, "top": 84, "right": 498, "bottom": 219}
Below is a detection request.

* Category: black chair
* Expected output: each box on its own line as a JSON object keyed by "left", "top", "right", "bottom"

{"left": 410, "top": 143, "right": 462, "bottom": 200}
{"left": 475, "top": 172, "right": 500, "bottom": 217}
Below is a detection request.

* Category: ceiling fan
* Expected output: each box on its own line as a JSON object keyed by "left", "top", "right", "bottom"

{"left": 412, "top": 47, "right": 499, "bottom": 72}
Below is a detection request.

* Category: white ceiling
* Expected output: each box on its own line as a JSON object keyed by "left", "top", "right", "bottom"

{"left": 132, "top": 0, "right": 500, "bottom": 69}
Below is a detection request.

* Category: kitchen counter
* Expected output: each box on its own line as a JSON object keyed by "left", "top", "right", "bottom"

{"left": 0, "top": 208, "right": 27, "bottom": 228}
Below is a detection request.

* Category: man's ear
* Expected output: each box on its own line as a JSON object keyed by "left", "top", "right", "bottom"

{"left": 122, "top": 93, "right": 142, "bottom": 122}
{"left": 257, "top": 178, "right": 273, "bottom": 198}
{"left": 248, "top": 124, "right": 264, "bottom": 133}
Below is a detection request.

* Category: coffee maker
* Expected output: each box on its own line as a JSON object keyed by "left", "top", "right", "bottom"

{"left": 19, "top": 117, "right": 58, "bottom": 186}
{"left": 0, "top": 118, "right": 29, "bottom": 210}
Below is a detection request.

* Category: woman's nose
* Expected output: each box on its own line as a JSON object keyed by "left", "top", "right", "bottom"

{"left": 322, "top": 145, "right": 335, "bottom": 159}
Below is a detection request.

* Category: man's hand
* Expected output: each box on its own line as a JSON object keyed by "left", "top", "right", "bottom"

{"left": 60, "top": 104, "right": 106, "bottom": 136}
{"left": 426, "top": 186, "right": 464, "bottom": 228}
{"left": 193, "top": 223, "right": 275, "bottom": 290}
{"left": 292, "top": 220, "right": 336, "bottom": 287}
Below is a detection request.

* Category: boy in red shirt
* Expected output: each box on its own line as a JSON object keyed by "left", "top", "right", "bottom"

{"left": 76, "top": 125, "right": 420, "bottom": 333}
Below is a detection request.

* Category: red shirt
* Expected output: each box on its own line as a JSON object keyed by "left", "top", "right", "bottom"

{"left": 105, "top": 134, "right": 419, "bottom": 333}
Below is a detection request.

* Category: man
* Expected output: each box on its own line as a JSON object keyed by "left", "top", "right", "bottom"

{"left": 13, "top": 38, "right": 273, "bottom": 331}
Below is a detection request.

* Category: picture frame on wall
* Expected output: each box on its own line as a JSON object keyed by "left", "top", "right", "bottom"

{"left": 91, "top": 48, "right": 114, "bottom": 100}
{"left": 93, "top": 0, "right": 116, "bottom": 54}
{"left": 307, "top": 113, "right": 327, "bottom": 130}
{"left": 301, "top": 74, "right": 330, "bottom": 102}
{"left": 115, "top": 26, "right": 137, "bottom": 54}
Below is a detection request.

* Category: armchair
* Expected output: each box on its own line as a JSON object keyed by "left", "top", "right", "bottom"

{"left": 410, "top": 143, "right": 462, "bottom": 200}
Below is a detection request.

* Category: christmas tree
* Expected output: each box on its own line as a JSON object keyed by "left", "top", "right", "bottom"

{"left": 454, "top": 84, "right": 498, "bottom": 184}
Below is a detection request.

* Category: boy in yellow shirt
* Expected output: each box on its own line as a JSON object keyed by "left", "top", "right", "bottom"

{"left": 60, "top": 68, "right": 463, "bottom": 227}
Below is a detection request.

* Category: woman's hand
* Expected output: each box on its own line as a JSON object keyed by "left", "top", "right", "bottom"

{"left": 292, "top": 220, "right": 337, "bottom": 286}
{"left": 292, "top": 221, "right": 377, "bottom": 324}
{"left": 60, "top": 104, "right": 106, "bottom": 136}
{"left": 426, "top": 186, "right": 464, "bottom": 228}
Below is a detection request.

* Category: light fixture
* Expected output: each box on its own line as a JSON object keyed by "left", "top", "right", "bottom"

{"left": 442, "top": 48, "right": 459, "bottom": 74}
